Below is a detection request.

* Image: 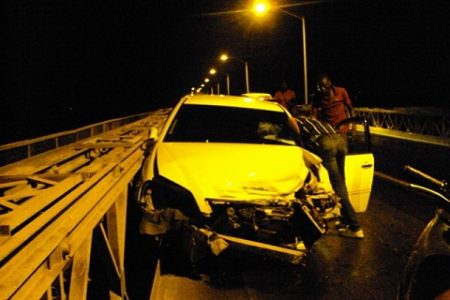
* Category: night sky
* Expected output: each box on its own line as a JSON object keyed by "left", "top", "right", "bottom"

{"left": 1, "top": 0, "right": 450, "bottom": 143}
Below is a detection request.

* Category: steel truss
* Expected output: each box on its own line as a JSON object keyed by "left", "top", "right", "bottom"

{"left": 354, "top": 107, "right": 450, "bottom": 139}
{"left": 0, "top": 109, "right": 170, "bottom": 299}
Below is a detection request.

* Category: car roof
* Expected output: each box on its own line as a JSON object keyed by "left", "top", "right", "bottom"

{"left": 182, "top": 94, "right": 284, "bottom": 112}
{"left": 241, "top": 93, "right": 273, "bottom": 99}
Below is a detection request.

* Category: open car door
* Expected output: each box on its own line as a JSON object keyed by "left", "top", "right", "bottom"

{"left": 340, "top": 117, "right": 374, "bottom": 212}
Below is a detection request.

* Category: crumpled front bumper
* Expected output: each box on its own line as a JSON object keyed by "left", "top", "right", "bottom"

{"left": 188, "top": 225, "right": 307, "bottom": 265}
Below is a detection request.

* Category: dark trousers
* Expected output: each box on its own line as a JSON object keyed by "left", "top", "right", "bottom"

{"left": 316, "top": 134, "right": 361, "bottom": 230}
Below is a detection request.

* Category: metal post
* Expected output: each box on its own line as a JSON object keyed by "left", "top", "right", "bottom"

{"left": 301, "top": 16, "right": 308, "bottom": 105}
{"left": 244, "top": 61, "right": 250, "bottom": 93}
{"left": 278, "top": 9, "right": 309, "bottom": 104}
{"left": 226, "top": 74, "right": 230, "bottom": 95}
{"left": 217, "top": 82, "right": 220, "bottom": 94}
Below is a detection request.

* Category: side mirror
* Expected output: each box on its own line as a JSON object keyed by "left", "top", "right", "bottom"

{"left": 141, "top": 127, "right": 159, "bottom": 156}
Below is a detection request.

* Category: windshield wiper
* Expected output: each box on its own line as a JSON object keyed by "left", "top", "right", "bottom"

{"left": 260, "top": 136, "right": 296, "bottom": 146}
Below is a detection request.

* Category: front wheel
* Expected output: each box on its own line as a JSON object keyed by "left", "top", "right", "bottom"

{"left": 138, "top": 181, "right": 175, "bottom": 236}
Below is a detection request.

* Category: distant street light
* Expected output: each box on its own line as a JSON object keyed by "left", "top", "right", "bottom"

{"left": 252, "top": 1, "right": 309, "bottom": 105}
{"left": 219, "top": 55, "right": 231, "bottom": 95}
{"left": 208, "top": 68, "right": 219, "bottom": 94}
{"left": 220, "top": 53, "right": 250, "bottom": 93}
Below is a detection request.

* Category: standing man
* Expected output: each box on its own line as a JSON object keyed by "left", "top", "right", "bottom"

{"left": 274, "top": 80, "right": 296, "bottom": 111}
{"left": 312, "top": 74, "right": 353, "bottom": 133}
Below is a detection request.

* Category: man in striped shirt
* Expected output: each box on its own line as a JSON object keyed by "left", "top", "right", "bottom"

{"left": 296, "top": 116, "right": 364, "bottom": 239}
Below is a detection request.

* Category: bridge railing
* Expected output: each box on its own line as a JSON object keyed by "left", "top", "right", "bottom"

{"left": 0, "top": 109, "right": 171, "bottom": 299}
{"left": 0, "top": 112, "right": 151, "bottom": 167}
{"left": 354, "top": 107, "right": 450, "bottom": 140}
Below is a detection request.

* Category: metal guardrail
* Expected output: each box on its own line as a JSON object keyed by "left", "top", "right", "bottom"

{"left": 0, "top": 112, "right": 151, "bottom": 167}
{"left": 0, "top": 109, "right": 171, "bottom": 299}
{"left": 353, "top": 107, "right": 450, "bottom": 148}
{"left": 293, "top": 105, "right": 449, "bottom": 147}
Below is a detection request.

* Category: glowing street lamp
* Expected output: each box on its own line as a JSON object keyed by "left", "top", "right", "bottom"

{"left": 252, "top": 1, "right": 309, "bottom": 104}
{"left": 219, "top": 55, "right": 231, "bottom": 95}
{"left": 252, "top": 1, "right": 269, "bottom": 16}
{"left": 220, "top": 53, "right": 250, "bottom": 93}
{"left": 207, "top": 68, "right": 220, "bottom": 94}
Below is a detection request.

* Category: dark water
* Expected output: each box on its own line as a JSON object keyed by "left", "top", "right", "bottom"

{"left": 0, "top": 97, "right": 163, "bottom": 145}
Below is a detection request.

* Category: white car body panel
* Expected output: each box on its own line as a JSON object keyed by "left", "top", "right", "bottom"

{"left": 156, "top": 142, "right": 310, "bottom": 214}
{"left": 184, "top": 94, "right": 280, "bottom": 110}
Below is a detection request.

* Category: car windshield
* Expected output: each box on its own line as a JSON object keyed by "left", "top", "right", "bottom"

{"left": 164, "top": 104, "right": 297, "bottom": 145}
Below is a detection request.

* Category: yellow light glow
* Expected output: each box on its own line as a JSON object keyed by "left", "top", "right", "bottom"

{"left": 209, "top": 68, "right": 217, "bottom": 75}
{"left": 220, "top": 54, "right": 229, "bottom": 61}
{"left": 253, "top": 1, "right": 269, "bottom": 16}
{"left": 204, "top": 78, "right": 210, "bottom": 83}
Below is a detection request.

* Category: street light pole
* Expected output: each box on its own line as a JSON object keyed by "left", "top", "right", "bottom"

{"left": 208, "top": 68, "right": 217, "bottom": 94}
{"left": 301, "top": 15, "right": 309, "bottom": 105}
{"left": 226, "top": 74, "right": 230, "bottom": 95}
{"left": 278, "top": 8, "right": 309, "bottom": 105}
{"left": 244, "top": 61, "right": 250, "bottom": 94}
{"left": 253, "top": 4, "right": 309, "bottom": 105}
{"left": 220, "top": 53, "right": 250, "bottom": 94}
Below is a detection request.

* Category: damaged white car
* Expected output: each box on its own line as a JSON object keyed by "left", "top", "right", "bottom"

{"left": 136, "top": 94, "right": 339, "bottom": 264}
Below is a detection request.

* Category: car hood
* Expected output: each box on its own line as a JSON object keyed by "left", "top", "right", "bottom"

{"left": 156, "top": 142, "right": 310, "bottom": 214}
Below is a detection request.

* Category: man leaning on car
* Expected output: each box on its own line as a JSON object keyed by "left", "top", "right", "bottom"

{"left": 295, "top": 113, "right": 364, "bottom": 239}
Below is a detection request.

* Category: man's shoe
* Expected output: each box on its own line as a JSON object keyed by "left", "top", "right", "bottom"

{"left": 338, "top": 227, "right": 364, "bottom": 239}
